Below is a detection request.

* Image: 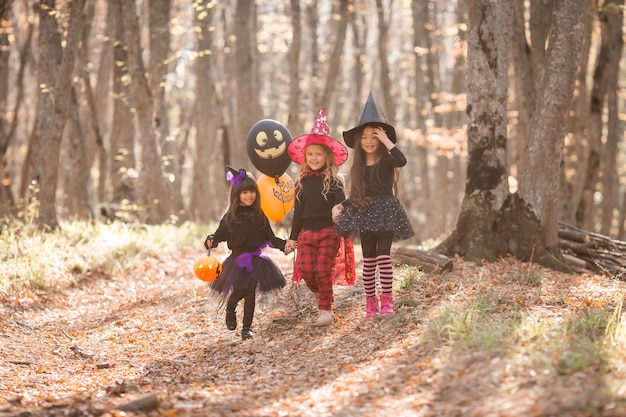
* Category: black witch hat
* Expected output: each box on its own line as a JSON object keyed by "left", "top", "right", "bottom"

{"left": 342, "top": 91, "right": 396, "bottom": 148}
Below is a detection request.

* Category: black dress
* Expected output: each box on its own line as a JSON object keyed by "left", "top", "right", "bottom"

{"left": 209, "top": 206, "right": 287, "bottom": 298}
{"left": 335, "top": 147, "right": 415, "bottom": 241}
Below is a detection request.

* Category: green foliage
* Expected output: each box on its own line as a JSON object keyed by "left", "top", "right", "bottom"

{"left": 516, "top": 268, "right": 543, "bottom": 287}
{"left": 426, "top": 289, "right": 624, "bottom": 379}
{"left": 427, "top": 295, "right": 519, "bottom": 353}
{"left": 0, "top": 219, "right": 212, "bottom": 291}
{"left": 516, "top": 302, "right": 622, "bottom": 376}
{"left": 396, "top": 265, "right": 425, "bottom": 291}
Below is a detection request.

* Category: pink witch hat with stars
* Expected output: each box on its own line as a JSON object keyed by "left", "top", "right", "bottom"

{"left": 287, "top": 107, "right": 348, "bottom": 166}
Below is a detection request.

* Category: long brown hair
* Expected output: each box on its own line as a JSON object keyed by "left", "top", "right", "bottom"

{"left": 348, "top": 136, "right": 397, "bottom": 207}
{"left": 224, "top": 174, "right": 265, "bottom": 230}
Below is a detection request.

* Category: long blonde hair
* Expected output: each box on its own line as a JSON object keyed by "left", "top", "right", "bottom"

{"left": 294, "top": 144, "right": 344, "bottom": 201}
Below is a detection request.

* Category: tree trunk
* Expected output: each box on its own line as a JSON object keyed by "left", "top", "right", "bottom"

{"left": 619, "top": 190, "right": 626, "bottom": 241}
{"left": 597, "top": 1, "right": 624, "bottom": 236}
{"left": 190, "top": 1, "right": 220, "bottom": 223}
{"left": 438, "top": 0, "right": 467, "bottom": 239}
{"left": 92, "top": 3, "right": 114, "bottom": 207}
{"left": 28, "top": 0, "right": 85, "bottom": 229}
{"left": 62, "top": 86, "right": 91, "bottom": 220}
{"left": 150, "top": 0, "right": 186, "bottom": 222}
{"left": 0, "top": 1, "right": 14, "bottom": 217}
{"left": 562, "top": 8, "right": 593, "bottom": 225}
{"left": 79, "top": 1, "right": 108, "bottom": 211}
{"left": 286, "top": 0, "right": 302, "bottom": 136}
{"left": 437, "top": 0, "right": 511, "bottom": 262}
{"left": 510, "top": 1, "right": 535, "bottom": 175}
{"left": 433, "top": 154, "right": 449, "bottom": 236}
{"left": 515, "top": 0, "right": 587, "bottom": 258}
{"left": 305, "top": 0, "right": 320, "bottom": 110}
{"left": 529, "top": 0, "right": 552, "bottom": 92}
{"left": 232, "top": 0, "right": 261, "bottom": 170}
{"left": 575, "top": 3, "right": 622, "bottom": 232}
{"left": 318, "top": 0, "right": 348, "bottom": 112}
{"left": 347, "top": 9, "right": 366, "bottom": 121}
{"left": 121, "top": 0, "right": 170, "bottom": 224}
{"left": 410, "top": 0, "right": 438, "bottom": 239}
{"left": 375, "top": 0, "right": 394, "bottom": 124}
{"left": 109, "top": 3, "right": 137, "bottom": 210}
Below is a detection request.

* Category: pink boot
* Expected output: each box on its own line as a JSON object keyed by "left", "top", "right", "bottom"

{"left": 365, "top": 295, "right": 379, "bottom": 318}
{"left": 380, "top": 293, "right": 394, "bottom": 315}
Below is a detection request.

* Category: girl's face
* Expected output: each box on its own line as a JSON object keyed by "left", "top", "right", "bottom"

{"left": 239, "top": 189, "right": 256, "bottom": 206}
{"left": 304, "top": 144, "right": 328, "bottom": 171}
{"left": 360, "top": 126, "right": 381, "bottom": 155}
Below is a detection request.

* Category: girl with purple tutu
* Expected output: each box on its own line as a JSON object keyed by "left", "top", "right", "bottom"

{"left": 204, "top": 166, "right": 291, "bottom": 340}
{"left": 333, "top": 92, "right": 415, "bottom": 318}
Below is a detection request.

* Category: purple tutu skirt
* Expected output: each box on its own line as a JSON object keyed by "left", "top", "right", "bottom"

{"left": 209, "top": 253, "right": 286, "bottom": 298}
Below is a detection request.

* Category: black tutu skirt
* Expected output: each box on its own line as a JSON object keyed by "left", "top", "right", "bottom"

{"left": 210, "top": 253, "right": 286, "bottom": 299}
{"left": 335, "top": 195, "right": 415, "bottom": 241}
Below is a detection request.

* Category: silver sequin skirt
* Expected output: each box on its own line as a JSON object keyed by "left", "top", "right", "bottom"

{"left": 335, "top": 195, "right": 415, "bottom": 241}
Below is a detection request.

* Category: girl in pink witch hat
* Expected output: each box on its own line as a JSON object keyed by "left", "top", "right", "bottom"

{"left": 285, "top": 107, "right": 355, "bottom": 326}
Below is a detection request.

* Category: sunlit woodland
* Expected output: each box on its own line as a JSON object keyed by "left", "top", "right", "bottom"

{"left": 4, "top": 2, "right": 626, "bottom": 416}
{"left": 0, "top": 0, "right": 624, "bottom": 265}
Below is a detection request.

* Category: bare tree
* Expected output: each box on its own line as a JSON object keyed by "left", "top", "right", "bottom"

{"left": 232, "top": 0, "right": 261, "bottom": 170}
{"left": 286, "top": 0, "right": 302, "bottom": 136}
{"left": 375, "top": 0, "right": 394, "bottom": 124}
{"left": 61, "top": 86, "right": 91, "bottom": 220}
{"left": 437, "top": 0, "right": 511, "bottom": 261}
{"left": 80, "top": 0, "right": 110, "bottom": 210}
{"left": 562, "top": 8, "right": 593, "bottom": 225}
{"left": 578, "top": 1, "right": 624, "bottom": 234}
{"left": 516, "top": 0, "right": 587, "bottom": 254}
{"left": 510, "top": 0, "right": 536, "bottom": 173}
{"left": 26, "top": 0, "right": 85, "bottom": 229}
{"left": 60, "top": 2, "right": 101, "bottom": 221}
{"left": 121, "top": 0, "right": 171, "bottom": 223}
{"left": 0, "top": 0, "right": 21, "bottom": 217}
{"left": 150, "top": 0, "right": 186, "bottom": 222}
{"left": 190, "top": 0, "right": 221, "bottom": 223}
{"left": 109, "top": 2, "right": 137, "bottom": 209}
{"left": 318, "top": 0, "right": 348, "bottom": 112}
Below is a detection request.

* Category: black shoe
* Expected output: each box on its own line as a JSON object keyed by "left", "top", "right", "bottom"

{"left": 225, "top": 310, "right": 237, "bottom": 331}
{"left": 241, "top": 327, "right": 254, "bottom": 340}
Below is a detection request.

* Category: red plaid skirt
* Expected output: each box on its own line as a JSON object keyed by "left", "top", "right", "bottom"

{"left": 292, "top": 227, "right": 356, "bottom": 286}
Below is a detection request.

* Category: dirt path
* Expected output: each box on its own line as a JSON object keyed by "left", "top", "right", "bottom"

{"left": 1, "top": 248, "right": 626, "bottom": 416}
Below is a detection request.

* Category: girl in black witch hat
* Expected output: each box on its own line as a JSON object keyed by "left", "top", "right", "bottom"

{"left": 332, "top": 92, "right": 415, "bottom": 318}
{"left": 204, "top": 166, "right": 292, "bottom": 340}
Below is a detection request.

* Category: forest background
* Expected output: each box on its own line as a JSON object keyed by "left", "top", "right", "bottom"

{"left": 3, "top": 1, "right": 626, "bottom": 416}
{"left": 0, "top": 0, "right": 623, "bottom": 257}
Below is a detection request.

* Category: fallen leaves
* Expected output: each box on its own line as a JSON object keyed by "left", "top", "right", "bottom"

{"left": 1, "top": 250, "right": 626, "bottom": 416}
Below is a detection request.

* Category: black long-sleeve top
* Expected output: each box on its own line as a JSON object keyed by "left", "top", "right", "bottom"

{"left": 211, "top": 205, "right": 286, "bottom": 255}
{"left": 289, "top": 173, "right": 346, "bottom": 240}
{"left": 364, "top": 146, "right": 407, "bottom": 197}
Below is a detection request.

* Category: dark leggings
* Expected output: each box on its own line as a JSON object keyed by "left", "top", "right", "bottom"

{"left": 360, "top": 231, "right": 394, "bottom": 258}
{"left": 226, "top": 289, "right": 256, "bottom": 328}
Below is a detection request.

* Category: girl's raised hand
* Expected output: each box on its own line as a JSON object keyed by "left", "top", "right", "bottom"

{"left": 375, "top": 127, "right": 394, "bottom": 150}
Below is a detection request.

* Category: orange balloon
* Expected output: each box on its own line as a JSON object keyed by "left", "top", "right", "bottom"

{"left": 194, "top": 255, "right": 222, "bottom": 282}
{"left": 257, "top": 173, "right": 295, "bottom": 222}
